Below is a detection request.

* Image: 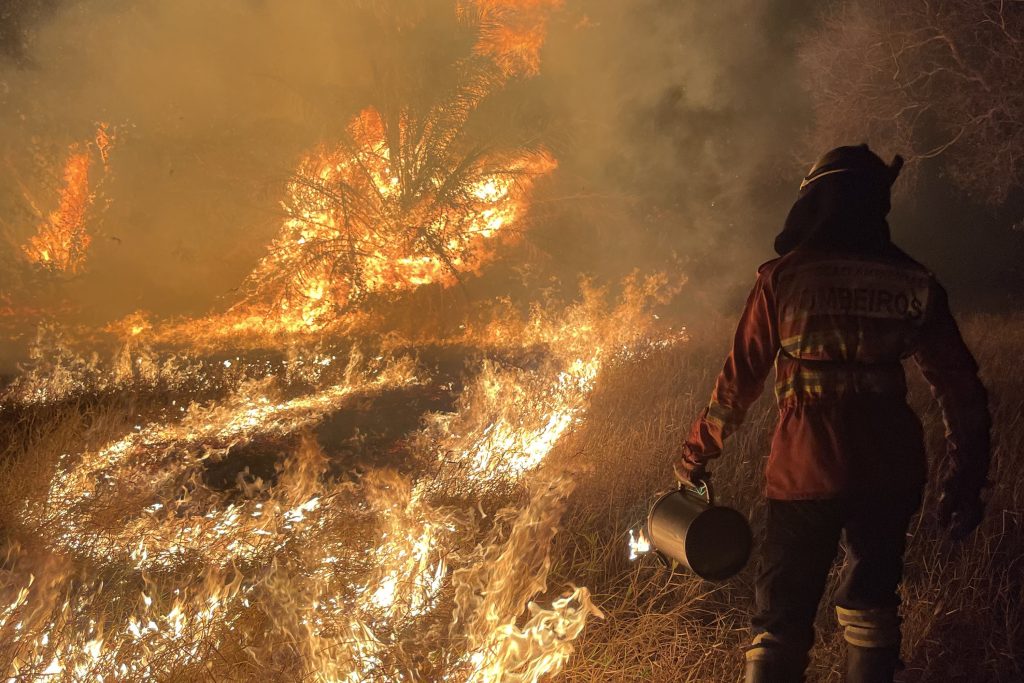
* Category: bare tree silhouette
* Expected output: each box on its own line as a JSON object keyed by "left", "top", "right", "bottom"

{"left": 801, "top": 1, "right": 1024, "bottom": 204}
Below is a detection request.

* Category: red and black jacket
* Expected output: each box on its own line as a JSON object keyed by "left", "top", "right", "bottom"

{"left": 681, "top": 247, "right": 990, "bottom": 500}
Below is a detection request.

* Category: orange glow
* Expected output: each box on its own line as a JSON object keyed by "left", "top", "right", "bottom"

{"left": 236, "top": 106, "right": 556, "bottom": 334}
{"left": 463, "top": 0, "right": 563, "bottom": 77}
{"left": 21, "top": 124, "right": 114, "bottom": 274}
{"left": 22, "top": 147, "right": 94, "bottom": 273}
{"left": 1, "top": 272, "right": 687, "bottom": 679}
{"left": 95, "top": 123, "right": 115, "bottom": 166}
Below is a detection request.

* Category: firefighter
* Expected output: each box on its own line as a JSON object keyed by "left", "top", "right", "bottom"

{"left": 673, "top": 145, "right": 991, "bottom": 683}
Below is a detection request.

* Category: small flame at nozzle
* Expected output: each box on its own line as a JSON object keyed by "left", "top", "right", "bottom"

{"left": 628, "top": 528, "right": 651, "bottom": 561}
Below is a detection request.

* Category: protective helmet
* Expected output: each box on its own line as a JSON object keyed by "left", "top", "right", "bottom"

{"left": 799, "top": 144, "right": 903, "bottom": 193}
{"left": 774, "top": 144, "right": 904, "bottom": 256}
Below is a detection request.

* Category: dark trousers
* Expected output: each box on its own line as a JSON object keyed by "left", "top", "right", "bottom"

{"left": 751, "top": 493, "right": 922, "bottom": 657}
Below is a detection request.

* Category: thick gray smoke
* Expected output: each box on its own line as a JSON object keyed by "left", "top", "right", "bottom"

{"left": 0, "top": 0, "right": 822, "bottom": 346}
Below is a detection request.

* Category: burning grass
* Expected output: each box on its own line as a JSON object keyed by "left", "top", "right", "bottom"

{"left": 1, "top": 300, "right": 1020, "bottom": 681}
{"left": 0, "top": 277, "right": 685, "bottom": 681}
{"left": 20, "top": 124, "right": 114, "bottom": 275}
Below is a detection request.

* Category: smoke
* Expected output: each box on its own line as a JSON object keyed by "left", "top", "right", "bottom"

{"left": 529, "top": 0, "right": 819, "bottom": 302}
{"left": 0, "top": 0, "right": 821, "bottom": 338}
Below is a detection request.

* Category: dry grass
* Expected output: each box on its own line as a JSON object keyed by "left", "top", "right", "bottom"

{"left": 548, "top": 314, "right": 1024, "bottom": 682}
{"left": 0, "top": 314, "right": 1020, "bottom": 681}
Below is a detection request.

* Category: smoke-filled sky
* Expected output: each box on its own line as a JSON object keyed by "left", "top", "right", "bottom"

{"left": 1, "top": 0, "right": 1020, "bottom": 339}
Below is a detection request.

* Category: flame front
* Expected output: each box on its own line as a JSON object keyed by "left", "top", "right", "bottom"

{"left": 0, "top": 279, "right": 690, "bottom": 680}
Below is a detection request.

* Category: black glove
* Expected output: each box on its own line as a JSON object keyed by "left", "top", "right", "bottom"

{"left": 938, "top": 479, "right": 986, "bottom": 541}
{"left": 673, "top": 459, "right": 710, "bottom": 487}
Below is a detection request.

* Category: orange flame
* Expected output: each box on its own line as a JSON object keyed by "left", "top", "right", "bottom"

{"left": 0, "top": 276, "right": 688, "bottom": 680}
{"left": 0, "top": 4, "right": 685, "bottom": 679}
{"left": 239, "top": 107, "right": 555, "bottom": 333}
{"left": 95, "top": 123, "right": 115, "bottom": 167}
{"left": 21, "top": 124, "right": 115, "bottom": 274}
{"left": 22, "top": 147, "right": 94, "bottom": 273}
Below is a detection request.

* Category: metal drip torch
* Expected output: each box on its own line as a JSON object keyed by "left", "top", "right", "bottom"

{"left": 640, "top": 479, "right": 752, "bottom": 581}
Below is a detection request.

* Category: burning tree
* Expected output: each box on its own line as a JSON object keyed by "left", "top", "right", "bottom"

{"left": 462, "top": 0, "right": 562, "bottom": 78}
{"left": 242, "top": 101, "right": 555, "bottom": 332}
{"left": 800, "top": 0, "right": 1024, "bottom": 204}
{"left": 236, "top": 2, "right": 560, "bottom": 333}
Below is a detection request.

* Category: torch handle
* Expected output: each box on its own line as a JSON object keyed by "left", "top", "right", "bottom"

{"left": 680, "top": 478, "right": 715, "bottom": 506}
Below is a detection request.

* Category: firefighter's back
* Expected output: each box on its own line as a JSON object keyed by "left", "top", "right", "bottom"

{"left": 761, "top": 246, "right": 934, "bottom": 498}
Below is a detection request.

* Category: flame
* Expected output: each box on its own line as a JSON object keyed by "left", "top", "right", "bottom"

{"left": 628, "top": 528, "right": 651, "bottom": 561}
{"left": 425, "top": 355, "right": 600, "bottom": 489}
{"left": 20, "top": 124, "right": 114, "bottom": 274}
{"left": 33, "top": 356, "right": 421, "bottom": 570}
{"left": 22, "top": 147, "right": 93, "bottom": 273}
{"left": 0, "top": 280, "right": 691, "bottom": 680}
{"left": 94, "top": 123, "right": 115, "bottom": 166}
{"left": 0, "top": 4, "right": 694, "bottom": 678}
{"left": 448, "top": 475, "right": 604, "bottom": 682}
{"left": 236, "top": 107, "right": 555, "bottom": 334}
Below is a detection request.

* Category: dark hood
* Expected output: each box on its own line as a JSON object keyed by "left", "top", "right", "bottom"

{"left": 775, "top": 144, "right": 904, "bottom": 256}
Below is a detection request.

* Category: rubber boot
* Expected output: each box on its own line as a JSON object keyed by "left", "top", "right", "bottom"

{"left": 743, "top": 657, "right": 805, "bottom": 683}
{"left": 846, "top": 644, "right": 900, "bottom": 683}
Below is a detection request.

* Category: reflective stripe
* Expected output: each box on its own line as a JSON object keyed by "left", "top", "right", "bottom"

{"left": 707, "top": 400, "right": 744, "bottom": 429}
{"left": 800, "top": 167, "right": 850, "bottom": 190}
{"left": 745, "top": 647, "right": 775, "bottom": 662}
{"left": 843, "top": 625, "right": 899, "bottom": 648}
{"left": 775, "top": 366, "right": 906, "bottom": 401}
{"left": 836, "top": 606, "right": 901, "bottom": 628}
{"left": 745, "top": 632, "right": 784, "bottom": 661}
{"left": 779, "top": 331, "right": 850, "bottom": 357}
{"left": 836, "top": 606, "right": 901, "bottom": 648}
{"left": 745, "top": 631, "right": 810, "bottom": 671}
{"left": 779, "top": 324, "right": 920, "bottom": 364}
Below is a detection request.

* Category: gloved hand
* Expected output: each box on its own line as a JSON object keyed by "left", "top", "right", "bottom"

{"left": 673, "top": 444, "right": 710, "bottom": 489}
{"left": 938, "top": 479, "right": 986, "bottom": 541}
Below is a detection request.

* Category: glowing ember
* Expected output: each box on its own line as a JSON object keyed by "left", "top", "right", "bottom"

{"left": 94, "top": 123, "right": 115, "bottom": 166}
